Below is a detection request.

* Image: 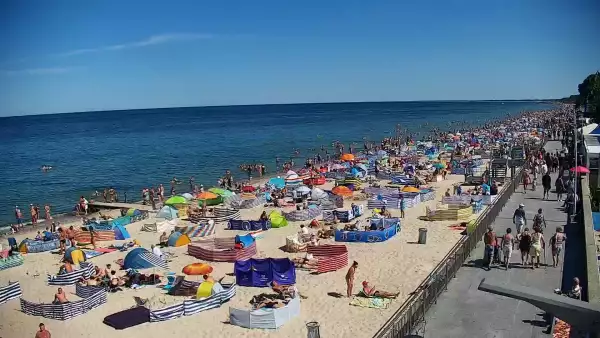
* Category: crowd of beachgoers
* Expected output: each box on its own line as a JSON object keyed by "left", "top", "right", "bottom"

{"left": 0, "top": 104, "right": 581, "bottom": 338}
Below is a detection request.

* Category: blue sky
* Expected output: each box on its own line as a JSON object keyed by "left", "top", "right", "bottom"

{"left": 1, "top": 0, "right": 599, "bottom": 116}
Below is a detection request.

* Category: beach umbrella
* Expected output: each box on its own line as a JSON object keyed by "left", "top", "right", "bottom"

{"left": 311, "top": 187, "right": 327, "bottom": 200}
{"left": 181, "top": 193, "right": 195, "bottom": 200}
{"left": 242, "top": 186, "right": 256, "bottom": 193}
{"left": 340, "top": 153, "right": 355, "bottom": 161}
{"left": 286, "top": 170, "right": 297, "bottom": 177}
{"left": 570, "top": 166, "right": 590, "bottom": 174}
{"left": 433, "top": 163, "right": 446, "bottom": 169}
{"left": 164, "top": 196, "right": 187, "bottom": 206}
{"left": 296, "top": 186, "right": 311, "bottom": 194}
{"left": 402, "top": 186, "right": 421, "bottom": 193}
{"left": 182, "top": 263, "right": 213, "bottom": 276}
{"left": 196, "top": 192, "right": 218, "bottom": 200}
{"left": 332, "top": 186, "right": 353, "bottom": 197}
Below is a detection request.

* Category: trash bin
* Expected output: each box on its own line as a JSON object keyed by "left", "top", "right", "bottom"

{"left": 306, "top": 321, "right": 321, "bottom": 338}
{"left": 418, "top": 228, "right": 427, "bottom": 244}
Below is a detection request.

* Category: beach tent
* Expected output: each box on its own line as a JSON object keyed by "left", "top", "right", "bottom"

{"left": 64, "top": 247, "right": 86, "bottom": 265}
{"left": 156, "top": 206, "right": 179, "bottom": 220}
{"left": 125, "top": 209, "right": 142, "bottom": 217}
{"left": 332, "top": 186, "right": 353, "bottom": 197}
{"left": 181, "top": 193, "right": 195, "bottom": 200}
{"left": 340, "top": 153, "right": 355, "bottom": 161}
{"left": 197, "top": 192, "right": 223, "bottom": 206}
{"left": 208, "top": 187, "right": 234, "bottom": 197}
{"left": 167, "top": 232, "right": 192, "bottom": 247}
{"left": 123, "top": 248, "right": 168, "bottom": 270}
{"left": 268, "top": 177, "right": 285, "bottom": 189}
{"left": 235, "top": 234, "right": 255, "bottom": 248}
{"left": 113, "top": 224, "right": 131, "bottom": 240}
{"left": 164, "top": 196, "right": 187, "bottom": 206}
{"left": 311, "top": 188, "right": 328, "bottom": 201}
{"left": 269, "top": 211, "right": 288, "bottom": 228}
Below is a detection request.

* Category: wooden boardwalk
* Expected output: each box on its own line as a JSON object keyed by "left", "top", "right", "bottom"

{"left": 88, "top": 201, "right": 155, "bottom": 211}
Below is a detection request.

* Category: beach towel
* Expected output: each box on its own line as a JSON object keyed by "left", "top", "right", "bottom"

{"left": 103, "top": 306, "right": 150, "bottom": 330}
{"left": 81, "top": 250, "right": 105, "bottom": 259}
{"left": 349, "top": 296, "right": 392, "bottom": 309}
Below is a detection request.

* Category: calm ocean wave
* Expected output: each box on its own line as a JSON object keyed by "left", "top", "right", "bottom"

{"left": 0, "top": 101, "right": 553, "bottom": 224}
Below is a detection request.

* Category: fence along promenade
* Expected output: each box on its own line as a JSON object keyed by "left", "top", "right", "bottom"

{"left": 372, "top": 141, "right": 544, "bottom": 338}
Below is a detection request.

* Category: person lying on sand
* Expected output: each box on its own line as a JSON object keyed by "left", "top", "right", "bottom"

{"left": 362, "top": 281, "right": 399, "bottom": 299}
{"left": 110, "top": 270, "right": 127, "bottom": 287}
{"left": 317, "top": 226, "right": 335, "bottom": 239}
{"left": 53, "top": 288, "right": 69, "bottom": 304}
{"left": 292, "top": 253, "right": 318, "bottom": 269}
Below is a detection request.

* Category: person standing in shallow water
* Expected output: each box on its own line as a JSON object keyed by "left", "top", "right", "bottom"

{"left": 44, "top": 204, "right": 52, "bottom": 221}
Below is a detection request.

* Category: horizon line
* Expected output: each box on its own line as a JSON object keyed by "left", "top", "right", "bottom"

{"left": 1, "top": 98, "right": 560, "bottom": 118}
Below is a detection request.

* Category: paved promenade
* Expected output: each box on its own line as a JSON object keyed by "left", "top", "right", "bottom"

{"left": 418, "top": 141, "right": 570, "bottom": 338}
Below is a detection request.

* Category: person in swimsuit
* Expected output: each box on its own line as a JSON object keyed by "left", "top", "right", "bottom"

{"left": 518, "top": 228, "right": 532, "bottom": 267}
{"left": 345, "top": 261, "right": 358, "bottom": 297}
{"left": 44, "top": 205, "right": 52, "bottom": 221}
{"left": 53, "top": 288, "right": 69, "bottom": 304}
{"left": 500, "top": 228, "right": 515, "bottom": 270}
{"left": 362, "top": 281, "right": 399, "bottom": 299}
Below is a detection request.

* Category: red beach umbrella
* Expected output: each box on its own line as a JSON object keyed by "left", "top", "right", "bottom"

{"left": 570, "top": 166, "right": 590, "bottom": 174}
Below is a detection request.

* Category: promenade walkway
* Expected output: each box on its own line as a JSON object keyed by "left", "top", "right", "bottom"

{"left": 418, "top": 141, "right": 570, "bottom": 338}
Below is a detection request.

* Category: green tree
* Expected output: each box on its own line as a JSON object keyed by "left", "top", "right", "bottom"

{"left": 576, "top": 71, "right": 600, "bottom": 119}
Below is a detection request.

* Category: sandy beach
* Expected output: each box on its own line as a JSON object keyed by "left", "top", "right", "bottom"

{"left": 0, "top": 169, "right": 505, "bottom": 338}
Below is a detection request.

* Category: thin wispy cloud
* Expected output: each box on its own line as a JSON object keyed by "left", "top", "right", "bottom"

{"left": 57, "top": 33, "right": 214, "bottom": 57}
{"left": 2, "top": 67, "right": 76, "bottom": 76}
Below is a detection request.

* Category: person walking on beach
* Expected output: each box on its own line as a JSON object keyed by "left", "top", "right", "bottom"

{"left": 44, "top": 204, "right": 52, "bottom": 221}
{"left": 550, "top": 226, "right": 567, "bottom": 268}
{"left": 399, "top": 195, "right": 406, "bottom": 218}
{"left": 15, "top": 206, "right": 23, "bottom": 227}
{"left": 512, "top": 203, "right": 526, "bottom": 234}
{"left": 345, "top": 261, "right": 358, "bottom": 297}
{"left": 158, "top": 184, "right": 164, "bottom": 202}
{"left": 518, "top": 228, "right": 532, "bottom": 267}
{"left": 542, "top": 171, "right": 552, "bottom": 200}
{"left": 30, "top": 204, "right": 38, "bottom": 225}
{"left": 35, "top": 323, "right": 51, "bottom": 338}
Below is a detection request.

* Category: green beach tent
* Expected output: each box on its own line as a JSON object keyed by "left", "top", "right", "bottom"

{"left": 198, "top": 196, "right": 223, "bottom": 206}
{"left": 208, "top": 188, "right": 234, "bottom": 197}
{"left": 164, "top": 196, "right": 187, "bottom": 206}
{"left": 269, "top": 211, "right": 288, "bottom": 228}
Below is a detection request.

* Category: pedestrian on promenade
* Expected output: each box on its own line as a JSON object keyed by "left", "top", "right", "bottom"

{"left": 518, "top": 227, "right": 532, "bottom": 267}
{"left": 555, "top": 175, "right": 565, "bottom": 202}
{"left": 483, "top": 226, "right": 497, "bottom": 270}
{"left": 533, "top": 208, "right": 547, "bottom": 230}
{"left": 542, "top": 171, "right": 551, "bottom": 200}
{"left": 500, "top": 228, "right": 515, "bottom": 270}
{"left": 522, "top": 170, "right": 531, "bottom": 193}
{"left": 529, "top": 226, "right": 545, "bottom": 269}
{"left": 512, "top": 203, "right": 526, "bottom": 234}
{"left": 550, "top": 226, "right": 567, "bottom": 268}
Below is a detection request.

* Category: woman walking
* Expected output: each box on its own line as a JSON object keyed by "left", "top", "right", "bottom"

{"left": 550, "top": 226, "right": 567, "bottom": 267}
{"left": 555, "top": 175, "right": 565, "bottom": 202}
{"left": 522, "top": 170, "right": 531, "bottom": 193}
{"left": 500, "top": 228, "right": 515, "bottom": 270}
{"left": 518, "top": 227, "right": 532, "bottom": 267}
{"left": 529, "top": 227, "right": 546, "bottom": 268}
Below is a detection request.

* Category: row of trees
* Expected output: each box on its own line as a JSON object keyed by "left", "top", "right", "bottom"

{"left": 560, "top": 71, "right": 600, "bottom": 119}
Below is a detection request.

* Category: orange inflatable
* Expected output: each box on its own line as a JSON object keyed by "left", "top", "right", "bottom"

{"left": 182, "top": 263, "right": 213, "bottom": 276}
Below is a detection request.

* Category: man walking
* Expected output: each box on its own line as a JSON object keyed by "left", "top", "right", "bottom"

{"left": 542, "top": 171, "right": 552, "bottom": 200}
{"left": 513, "top": 203, "right": 527, "bottom": 234}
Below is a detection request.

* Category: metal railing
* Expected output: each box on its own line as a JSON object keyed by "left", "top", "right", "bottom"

{"left": 373, "top": 142, "right": 545, "bottom": 338}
